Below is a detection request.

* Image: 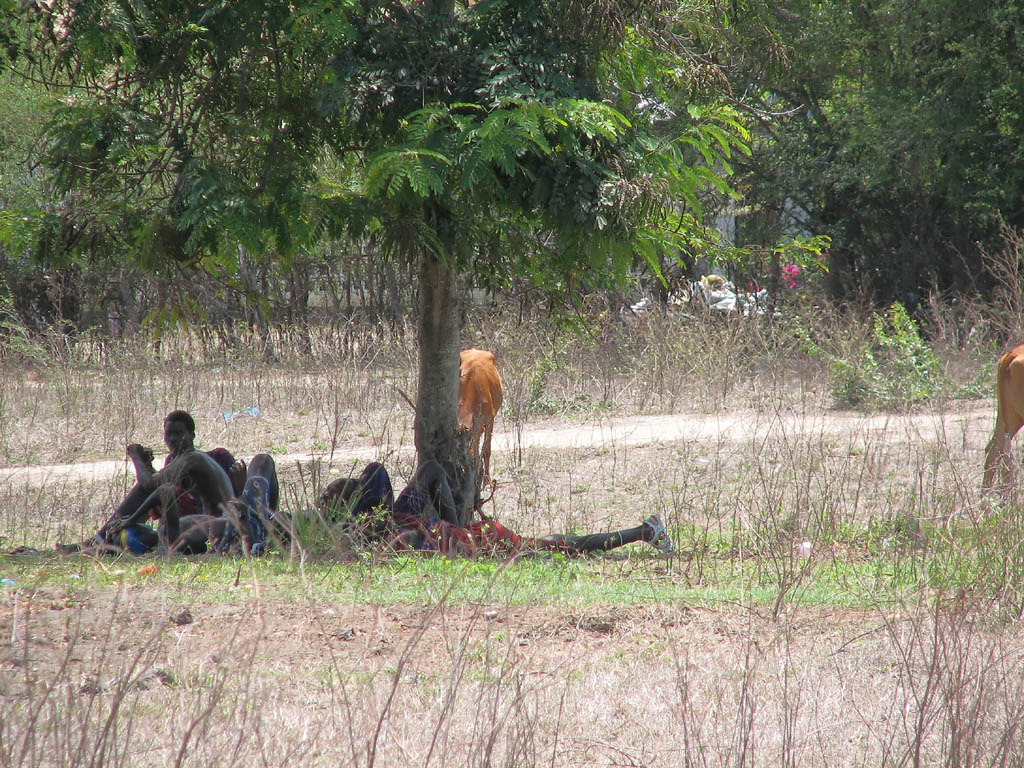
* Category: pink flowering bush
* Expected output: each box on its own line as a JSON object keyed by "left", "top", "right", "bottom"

{"left": 781, "top": 263, "right": 801, "bottom": 288}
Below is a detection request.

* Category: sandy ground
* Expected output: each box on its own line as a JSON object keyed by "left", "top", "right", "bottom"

{"left": 4, "top": 567, "right": 1022, "bottom": 767}
{"left": 0, "top": 403, "right": 996, "bottom": 487}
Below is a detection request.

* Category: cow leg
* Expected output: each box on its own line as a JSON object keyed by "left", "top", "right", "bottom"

{"left": 466, "top": 413, "right": 485, "bottom": 483}
{"left": 983, "top": 350, "right": 1024, "bottom": 494}
{"left": 480, "top": 418, "right": 494, "bottom": 483}
{"left": 983, "top": 421, "right": 1007, "bottom": 492}
{"left": 984, "top": 416, "right": 1024, "bottom": 492}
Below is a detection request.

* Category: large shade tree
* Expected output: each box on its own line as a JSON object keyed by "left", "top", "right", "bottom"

{"left": 3, "top": 0, "right": 749, "bottom": 520}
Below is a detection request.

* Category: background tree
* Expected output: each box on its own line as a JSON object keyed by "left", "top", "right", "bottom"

{"left": 724, "top": 0, "right": 1024, "bottom": 301}
{"left": 3, "top": 0, "right": 750, "bottom": 520}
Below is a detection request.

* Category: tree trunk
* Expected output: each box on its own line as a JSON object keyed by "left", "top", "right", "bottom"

{"left": 423, "top": 0, "right": 455, "bottom": 16}
{"left": 414, "top": 252, "right": 475, "bottom": 525}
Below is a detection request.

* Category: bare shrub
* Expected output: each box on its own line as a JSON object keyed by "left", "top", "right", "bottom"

{"left": 982, "top": 225, "right": 1024, "bottom": 345}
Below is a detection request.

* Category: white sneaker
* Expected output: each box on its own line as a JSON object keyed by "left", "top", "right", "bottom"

{"left": 643, "top": 515, "right": 674, "bottom": 554}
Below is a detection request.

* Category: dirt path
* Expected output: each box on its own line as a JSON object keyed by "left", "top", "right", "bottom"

{"left": 0, "top": 403, "right": 995, "bottom": 488}
{"left": 495, "top": 404, "right": 993, "bottom": 450}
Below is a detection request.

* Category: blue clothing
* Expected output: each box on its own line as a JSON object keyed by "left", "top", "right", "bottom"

{"left": 350, "top": 462, "right": 396, "bottom": 516}
{"left": 215, "top": 475, "right": 272, "bottom": 555}
{"left": 340, "top": 460, "right": 456, "bottom": 526}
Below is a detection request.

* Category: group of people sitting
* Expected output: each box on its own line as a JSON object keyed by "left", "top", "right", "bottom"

{"left": 57, "top": 410, "right": 674, "bottom": 559}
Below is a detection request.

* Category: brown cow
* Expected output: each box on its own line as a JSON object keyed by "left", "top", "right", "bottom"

{"left": 983, "top": 344, "right": 1024, "bottom": 492}
{"left": 458, "top": 348, "right": 503, "bottom": 484}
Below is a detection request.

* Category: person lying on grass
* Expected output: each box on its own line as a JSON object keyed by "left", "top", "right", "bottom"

{"left": 56, "top": 411, "right": 275, "bottom": 555}
{"left": 319, "top": 461, "right": 673, "bottom": 558}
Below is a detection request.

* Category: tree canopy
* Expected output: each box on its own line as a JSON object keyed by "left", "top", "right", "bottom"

{"left": 725, "top": 0, "right": 1024, "bottom": 300}
{"left": 3, "top": 1, "right": 746, "bottom": 279}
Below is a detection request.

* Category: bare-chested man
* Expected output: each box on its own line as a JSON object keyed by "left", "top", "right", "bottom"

{"left": 57, "top": 411, "right": 276, "bottom": 555}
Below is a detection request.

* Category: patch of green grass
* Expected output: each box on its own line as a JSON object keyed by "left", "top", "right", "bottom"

{"left": 0, "top": 542, "right": 956, "bottom": 613}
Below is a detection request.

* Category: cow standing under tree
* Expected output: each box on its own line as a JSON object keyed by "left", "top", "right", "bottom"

{"left": 457, "top": 348, "right": 503, "bottom": 489}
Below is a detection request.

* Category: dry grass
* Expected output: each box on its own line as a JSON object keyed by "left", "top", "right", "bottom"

{"left": 5, "top": 297, "right": 1024, "bottom": 766}
{"left": 5, "top": 586, "right": 1024, "bottom": 767}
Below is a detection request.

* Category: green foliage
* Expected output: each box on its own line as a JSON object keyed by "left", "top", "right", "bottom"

{"left": 324, "top": 3, "right": 753, "bottom": 297}
{"left": 0, "top": 296, "right": 49, "bottom": 367}
{"left": 0, "top": 211, "right": 45, "bottom": 257}
{"left": 6, "top": 0, "right": 354, "bottom": 268}
{"left": 4, "top": 0, "right": 757, "bottom": 306}
{"left": 798, "top": 303, "right": 944, "bottom": 409}
{"left": 0, "top": 72, "right": 82, "bottom": 323}
{"left": 522, "top": 343, "right": 607, "bottom": 416}
{"left": 0, "top": 74, "right": 51, "bottom": 207}
{"left": 728, "top": 0, "right": 1024, "bottom": 300}
{"left": 5, "top": 0, "right": 767, "bottom": 485}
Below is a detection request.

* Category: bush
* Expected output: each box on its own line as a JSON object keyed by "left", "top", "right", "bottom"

{"left": 799, "top": 302, "right": 944, "bottom": 409}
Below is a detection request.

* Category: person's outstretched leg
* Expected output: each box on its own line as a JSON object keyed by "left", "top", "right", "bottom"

{"left": 99, "top": 482, "right": 155, "bottom": 537}
{"left": 106, "top": 486, "right": 166, "bottom": 533}
{"left": 534, "top": 515, "right": 673, "bottom": 555}
{"left": 82, "top": 485, "right": 169, "bottom": 555}
{"left": 57, "top": 481, "right": 156, "bottom": 553}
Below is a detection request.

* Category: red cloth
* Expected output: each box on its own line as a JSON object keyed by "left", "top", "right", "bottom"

{"left": 388, "top": 518, "right": 524, "bottom": 557}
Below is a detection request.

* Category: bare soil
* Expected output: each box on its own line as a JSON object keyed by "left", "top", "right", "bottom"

{"left": 3, "top": 578, "right": 961, "bottom": 767}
